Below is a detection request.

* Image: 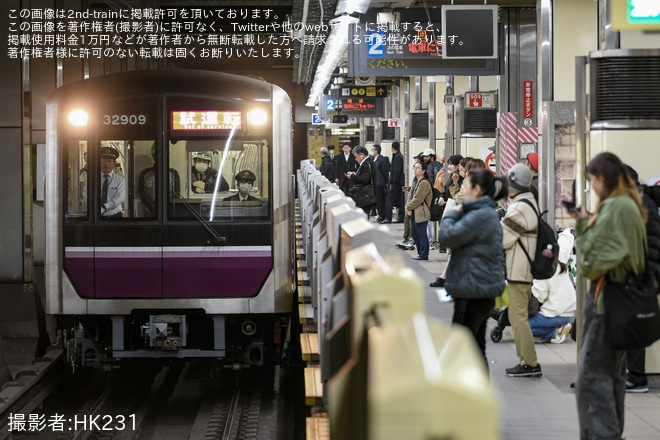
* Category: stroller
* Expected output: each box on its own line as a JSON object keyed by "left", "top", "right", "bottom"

{"left": 489, "top": 307, "right": 510, "bottom": 343}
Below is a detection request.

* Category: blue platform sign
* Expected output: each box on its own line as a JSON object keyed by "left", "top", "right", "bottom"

{"left": 311, "top": 113, "right": 322, "bottom": 125}
{"left": 366, "top": 31, "right": 385, "bottom": 58}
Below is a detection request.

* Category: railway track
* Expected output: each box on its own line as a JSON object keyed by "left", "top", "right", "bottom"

{"left": 7, "top": 359, "right": 303, "bottom": 440}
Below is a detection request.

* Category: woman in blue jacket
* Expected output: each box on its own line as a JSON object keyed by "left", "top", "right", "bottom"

{"left": 439, "top": 168, "right": 508, "bottom": 369}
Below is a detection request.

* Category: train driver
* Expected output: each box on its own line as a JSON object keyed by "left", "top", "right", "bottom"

{"left": 224, "top": 170, "right": 260, "bottom": 202}
{"left": 138, "top": 143, "right": 181, "bottom": 216}
{"left": 191, "top": 152, "right": 229, "bottom": 194}
{"left": 100, "top": 147, "right": 126, "bottom": 218}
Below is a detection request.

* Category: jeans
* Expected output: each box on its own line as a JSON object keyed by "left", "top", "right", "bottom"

{"left": 426, "top": 221, "right": 435, "bottom": 244}
{"left": 528, "top": 313, "right": 573, "bottom": 339}
{"left": 410, "top": 219, "right": 429, "bottom": 259}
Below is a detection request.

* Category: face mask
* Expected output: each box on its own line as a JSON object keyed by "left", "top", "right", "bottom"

{"left": 195, "top": 163, "right": 208, "bottom": 173}
{"left": 239, "top": 183, "right": 252, "bottom": 194}
{"left": 369, "top": 151, "right": 375, "bottom": 156}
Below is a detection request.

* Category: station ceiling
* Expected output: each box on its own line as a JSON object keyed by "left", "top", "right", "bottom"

{"left": 88, "top": 0, "right": 536, "bottom": 89}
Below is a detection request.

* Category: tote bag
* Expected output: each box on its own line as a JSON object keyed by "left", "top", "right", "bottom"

{"left": 596, "top": 271, "right": 660, "bottom": 350}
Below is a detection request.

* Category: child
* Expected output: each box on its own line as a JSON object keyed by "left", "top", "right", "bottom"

{"left": 528, "top": 228, "right": 576, "bottom": 343}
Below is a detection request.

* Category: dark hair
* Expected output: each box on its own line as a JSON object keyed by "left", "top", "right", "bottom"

{"left": 373, "top": 144, "right": 381, "bottom": 154}
{"left": 459, "top": 157, "right": 472, "bottom": 168}
{"left": 586, "top": 152, "right": 646, "bottom": 225}
{"left": 391, "top": 141, "right": 400, "bottom": 151}
{"left": 352, "top": 145, "right": 369, "bottom": 156}
{"left": 447, "top": 154, "right": 463, "bottom": 166}
{"left": 327, "top": 144, "right": 335, "bottom": 151}
{"left": 467, "top": 168, "right": 508, "bottom": 201}
{"left": 465, "top": 158, "right": 486, "bottom": 174}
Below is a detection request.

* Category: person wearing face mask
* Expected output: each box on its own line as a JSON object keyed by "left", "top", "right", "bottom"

{"left": 191, "top": 152, "right": 229, "bottom": 194}
{"left": 224, "top": 170, "right": 260, "bottom": 202}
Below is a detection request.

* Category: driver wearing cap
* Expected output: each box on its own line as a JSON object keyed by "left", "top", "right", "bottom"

{"left": 224, "top": 170, "right": 260, "bottom": 202}
{"left": 100, "top": 147, "right": 126, "bottom": 218}
{"left": 191, "top": 152, "right": 229, "bottom": 194}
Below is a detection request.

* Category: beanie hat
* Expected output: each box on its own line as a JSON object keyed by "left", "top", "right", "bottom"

{"left": 506, "top": 163, "right": 532, "bottom": 193}
{"left": 557, "top": 228, "right": 574, "bottom": 265}
{"left": 527, "top": 152, "right": 539, "bottom": 171}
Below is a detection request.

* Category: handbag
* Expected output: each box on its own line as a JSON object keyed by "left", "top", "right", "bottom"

{"left": 348, "top": 184, "right": 376, "bottom": 208}
{"left": 595, "top": 269, "right": 660, "bottom": 350}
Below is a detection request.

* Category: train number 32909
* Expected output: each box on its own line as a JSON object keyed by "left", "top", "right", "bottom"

{"left": 103, "top": 114, "right": 147, "bottom": 125}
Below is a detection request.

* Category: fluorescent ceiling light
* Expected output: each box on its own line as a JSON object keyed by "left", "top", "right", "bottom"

{"left": 306, "top": 15, "right": 358, "bottom": 107}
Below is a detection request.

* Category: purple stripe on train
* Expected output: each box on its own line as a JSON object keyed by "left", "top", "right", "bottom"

{"left": 64, "top": 248, "right": 272, "bottom": 299}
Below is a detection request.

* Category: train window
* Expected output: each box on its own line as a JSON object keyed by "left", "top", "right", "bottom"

{"left": 66, "top": 141, "right": 88, "bottom": 219}
{"left": 98, "top": 141, "right": 128, "bottom": 220}
{"left": 168, "top": 140, "right": 269, "bottom": 221}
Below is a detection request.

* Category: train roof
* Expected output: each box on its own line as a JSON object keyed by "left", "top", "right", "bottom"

{"left": 48, "top": 69, "right": 276, "bottom": 103}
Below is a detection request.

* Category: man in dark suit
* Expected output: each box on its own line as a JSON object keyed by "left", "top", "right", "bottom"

{"left": 382, "top": 141, "right": 405, "bottom": 223}
{"left": 334, "top": 142, "right": 356, "bottom": 195}
{"left": 224, "top": 170, "right": 260, "bottom": 202}
{"left": 371, "top": 144, "right": 390, "bottom": 221}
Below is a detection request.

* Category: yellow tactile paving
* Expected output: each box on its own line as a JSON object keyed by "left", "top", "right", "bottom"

{"left": 304, "top": 365, "right": 323, "bottom": 406}
{"left": 306, "top": 414, "right": 330, "bottom": 440}
{"left": 300, "top": 332, "right": 320, "bottom": 362}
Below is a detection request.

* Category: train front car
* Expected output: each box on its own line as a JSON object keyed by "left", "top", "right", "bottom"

{"left": 44, "top": 70, "right": 293, "bottom": 370}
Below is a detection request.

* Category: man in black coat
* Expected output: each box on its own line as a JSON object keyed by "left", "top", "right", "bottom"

{"left": 371, "top": 144, "right": 390, "bottom": 221}
{"left": 382, "top": 141, "right": 405, "bottom": 223}
{"left": 334, "top": 143, "right": 356, "bottom": 195}
{"left": 623, "top": 165, "right": 660, "bottom": 393}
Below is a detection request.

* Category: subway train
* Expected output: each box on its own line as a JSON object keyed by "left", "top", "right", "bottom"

{"left": 44, "top": 70, "right": 294, "bottom": 370}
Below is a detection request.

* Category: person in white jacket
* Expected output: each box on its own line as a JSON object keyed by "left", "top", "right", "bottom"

{"left": 529, "top": 228, "right": 576, "bottom": 343}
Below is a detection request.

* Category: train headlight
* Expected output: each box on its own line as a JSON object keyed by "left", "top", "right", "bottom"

{"left": 67, "top": 109, "right": 89, "bottom": 127}
{"left": 247, "top": 108, "right": 268, "bottom": 127}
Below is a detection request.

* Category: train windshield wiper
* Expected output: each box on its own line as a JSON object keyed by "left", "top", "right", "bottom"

{"left": 172, "top": 192, "right": 225, "bottom": 245}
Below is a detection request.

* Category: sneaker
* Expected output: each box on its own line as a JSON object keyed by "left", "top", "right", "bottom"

{"left": 625, "top": 380, "right": 649, "bottom": 393}
{"left": 505, "top": 363, "right": 542, "bottom": 377}
{"left": 429, "top": 244, "right": 436, "bottom": 251}
{"left": 551, "top": 323, "right": 572, "bottom": 344}
{"left": 429, "top": 278, "right": 445, "bottom": 288}
{"left": 534, "top": 337, "right": 552, "bottom": 344}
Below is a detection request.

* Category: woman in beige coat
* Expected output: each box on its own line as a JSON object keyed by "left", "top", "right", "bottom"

{"left": 406, "top": 163, "right": 433, "bottom": 260}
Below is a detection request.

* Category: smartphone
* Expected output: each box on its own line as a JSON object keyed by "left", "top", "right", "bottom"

{"left": 561, "top": 200, "right": 577, "bottom": 212}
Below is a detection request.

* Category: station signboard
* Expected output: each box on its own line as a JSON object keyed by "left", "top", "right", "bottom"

{"left": 319, "top": 95, "right": 383, "bottom": 118}
{"left": 347, "top": 13, "right": 500, "bottom": 77}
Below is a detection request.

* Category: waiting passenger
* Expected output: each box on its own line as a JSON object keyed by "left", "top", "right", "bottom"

{"left": 502, "top": 163, "right": 541, "bottom": 377}
{"left": 570, "top": 152, "right": 647, "bottom": 439}
{"left": 100, "top": 147, "right": 125, "bottom": 218}
{"left": 529, "top": 228, "right": 576, "bottom": 343}
{"left": 224, "top": 170, "right": 260, "bottom": 202}
{"left": 439, "top": 168, "right": 508, "bottom": 369}
{"left": 138, "top": 144, "right": 181, "bottom": 216}
{"left": 191, "top": 152, "right": 229, "bottom": 194}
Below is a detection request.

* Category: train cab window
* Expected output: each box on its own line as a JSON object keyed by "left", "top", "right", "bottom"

{"left": 66, "top": 141, "right": 88, "bottom": 219}
{"left": 135, "top": 141, "right": 181, "bottom": 218}
{"left": 168, "top": 140, "right": 269, "bottom": 221}
{"left": 98, "top": 142, "right": 127, "bottom": 219}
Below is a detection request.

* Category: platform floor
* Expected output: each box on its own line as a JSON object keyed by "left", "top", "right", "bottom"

{"left": 378, "top": 220, "right": 660, "bottom": 440}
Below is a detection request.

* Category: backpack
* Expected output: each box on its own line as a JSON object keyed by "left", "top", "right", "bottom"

{"left": 429, "top": 188, "right": 444, "bottom": 222}
{"left": 516, "top": 198, "right": 559, "bottom": 280}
